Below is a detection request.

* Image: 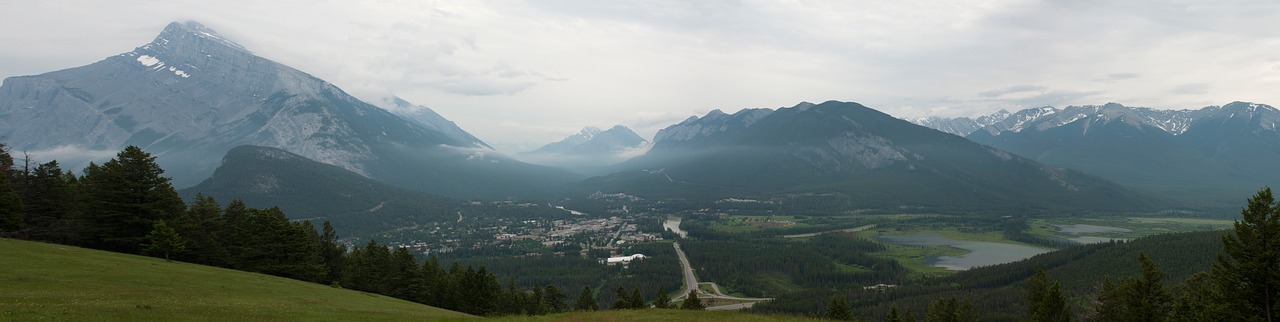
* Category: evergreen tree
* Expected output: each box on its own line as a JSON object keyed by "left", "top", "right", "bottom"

{"left": 1170, "top": 272, "right": 1223, "bottom": 322}
{"left": 173, "top": 194, "right": 228, "bottom": 266}
{"left": 529, "top": 283, "right": 549, "bottom": 315}
{"left": 220, "top": 199, "right": 251, "bottom": 269}
{"left": 1026, "top": 269, "right": 1071, "bottom": 322}
{"left": 1213, "top": 187, "right": 1280, "bottom": 322}
{"left": 1090, "top": 278, "right": 1121, "bottom": 321}
{"left": 80, "top": 146, "right": 185, "bottom": 253}
{"left": 16, "top": 161, "right": 76, "bottom": 243}
{"left": 612, "top": 286, "right": 630, "bottom": 309}
{"left": 824, "top": 294, "right": 854, "bottom": 321}
{"left": 924, "top": 298, "right": 975, "bottom": 322}
{"left": 679, "top": 291, "right": 704, "bottom": 310}
{"left": 0, "top": 144, "right": 24, "bottom": 233}
{"left": 903, "top": 308, "right": 919, "bottom": 322}
{"left": 145, "top": 220, "right": 185, "bottom": 261}
{"left": 1089, "top": 253, "right": 1171, "bottom": 322}
{"left": 318, "top": 221, "right": 346, "bottom": 285}
{"left": 653, "top": 286, "right": 672, "bottom": 309}
{"left": 575, "top": 286, "right": 597, "bottom": 311}
{"left": 887, "top": 303, "right": 903, "bottom": 322}
{"left": 628, "top": 288, "right": 645, "bottom": 309}
{"left": 545, "top": 284, "right": 568, "bottom": 313}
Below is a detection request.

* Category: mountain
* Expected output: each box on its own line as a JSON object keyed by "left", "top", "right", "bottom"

{"left": 517, "top": 125, "right": 649, "bottom": 173}
{"left": 372, "top": 95, "right": 492, "bottom": 149}
{"left": 910, "top": 110, "right": 1010, "bottom": 137}
{"left": 0, "top": 21, "right": 578, "bottom": 197}
{"left": 531, "top": 125, "right": 647, "bottom": 155}
{"left": 965, "top": 102, "right": 1276, "bottom": 207}
{"left": 181, "top": 146, "right": 457, "bottom": 236}
{"left": 581, "top": 101, "right": 1157, "bottom": 211}
{"left": 1179, "top": 102, "right": 1280, "bottom": 179}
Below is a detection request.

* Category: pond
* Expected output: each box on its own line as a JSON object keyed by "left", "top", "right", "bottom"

{"left": 663, "top": 217, "right": 688, "bottom": 238}
{"left": 874, "top": 233, "right": 1051, "bottom": 270}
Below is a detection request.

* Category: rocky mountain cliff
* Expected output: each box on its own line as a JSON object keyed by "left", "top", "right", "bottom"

{"left": 0, "top": 21, "right": 577, "bottom": 197}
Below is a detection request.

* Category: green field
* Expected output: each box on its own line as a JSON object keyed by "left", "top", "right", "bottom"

{"left": 0, "top": 238, "right": 475, "bottom": 321}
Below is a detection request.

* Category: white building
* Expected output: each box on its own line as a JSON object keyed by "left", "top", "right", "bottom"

{"left": 604, "top": 254, "right": 647, "bottom": 265}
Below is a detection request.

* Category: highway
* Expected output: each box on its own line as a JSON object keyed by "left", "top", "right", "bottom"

{"left": 671, "top": 241, "right": 772, "bottom": 310}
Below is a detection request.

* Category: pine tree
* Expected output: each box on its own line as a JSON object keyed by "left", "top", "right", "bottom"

{"left": 1170, "top": 272, "right": 1223, "bottom": 322}
{"left": 628, "top": 288, "right": 645, "bottom": 309}
{"left": 318, "top": 221, "right": 346, "bottom": 285}
{"left": 545, "top": 284, "right": 569, "bottom": 313}
{"left": 145, "top": 220, "right": 185, "bottom": 261}
{"left": 824, "top": 294, "right": 854, "bottom": 321}
{"left": 16, "top": 161, "right": 76, "bottom": 243}
{"left": 80, "top": 146, "right": 185, "bottom": 253}
{"left": 612, "top": 286, "right": 630, "bottom": 309}
{"left": 887, "top": 303, "right": 903, "bottom": 322}
{"left": 653, "top": 286, "right": 672, "bottom": 309}
{"left": 1027, "top": 269, "right": 1071, "bottom": 322}
{"left": 1125, "top": 253, "right": 1171, "bottom": 321}
{"left": 173, "top": 194, "right": 228, "bottom": 266}
{"left": 679, "top": 291, "right": 704, "bottom": 310}
{"left": 575, "top": 286, "right": 597, "bottom": 311}
{"left": 0, "top": 144, "right": 25, "bottom": 232}
{"left": 1213, "top": 187, "right": 1280, "bottom": 322}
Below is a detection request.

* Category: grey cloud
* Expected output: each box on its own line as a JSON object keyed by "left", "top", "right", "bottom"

{"left": 1105, "top": 73, "right": 1140, "bottom": 81}
{"left": 1169, "top": 83, "right": 1212, "bottom": 95}
{"left": 979, "top": 85, "right": 1047, "bottom": 98}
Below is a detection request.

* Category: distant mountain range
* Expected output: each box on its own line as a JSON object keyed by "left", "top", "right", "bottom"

{"left": 0, "top": 21, "right": 578, "bottom": 198}
{"left": 912, "top": 102, "right": 1280, "bottom": 206}
{"left": 518, "top": 125, "right": 649, "bottom": 172}
{"left": 581, "top": 101, "right": 1157, "bottom": 211}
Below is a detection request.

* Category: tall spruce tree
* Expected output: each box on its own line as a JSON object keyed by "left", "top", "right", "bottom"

{"left": 612, "top": 286, "right": 630, "bottom": 310}
{"left": 545, "top": 284, "right": 569, "bottom": 313}
{"left": 80, "top": 146, "right": 185, "bottom": 253}
{"left": 679, "top": 291, "right": 704, "bottom": 310}
{"left": 1027, "top": 269, "right": 1071, "bottom": 322}
{"left": 575, "top": 286, "right": 597, "bottom": 311}
{"left": 1213, "top": 187, "right": 1280, "bottom": 322}
{"left": 145, "top": 220, "right": 185, "bottom": 261}
{"left": 824, "top": 294, "right": 854, "bottom": 321}
{"left": 653, "top": 286, "right": 671, "bottom": 309}
{"left": 0, "top": 144, "right": 25, "bottom": 233}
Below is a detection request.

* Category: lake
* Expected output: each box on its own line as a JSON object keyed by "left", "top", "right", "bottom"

{"left": 874, "top": 233, "right": 1051, "bottom": 270}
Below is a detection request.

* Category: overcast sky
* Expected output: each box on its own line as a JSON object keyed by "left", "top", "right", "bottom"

{"left": 3, "top": 1, "right": 1279, "bottom": 151}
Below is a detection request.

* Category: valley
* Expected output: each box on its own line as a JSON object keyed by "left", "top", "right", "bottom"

{"left": 3, "top": 14, "right": 1279, "bottom": 321}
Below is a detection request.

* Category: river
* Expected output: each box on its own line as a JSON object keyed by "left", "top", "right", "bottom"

{"left": 663, "top": 217, "right": 688, "bottom": 238}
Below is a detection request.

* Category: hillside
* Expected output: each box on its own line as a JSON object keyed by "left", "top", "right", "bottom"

{"left": 0, "top": 238, "right": 475, "bottom": 321}
{"left": 181, "top": 145, "right": 458, "bottom": 237}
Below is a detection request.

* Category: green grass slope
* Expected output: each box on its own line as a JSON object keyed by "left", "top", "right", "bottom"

{"left": 0, "top": 238, "right": 475, "bottom": 321}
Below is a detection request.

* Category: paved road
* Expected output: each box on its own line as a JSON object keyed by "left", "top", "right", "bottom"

{"left": 672, "top": 242, "right": 699, "bottom": 299}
